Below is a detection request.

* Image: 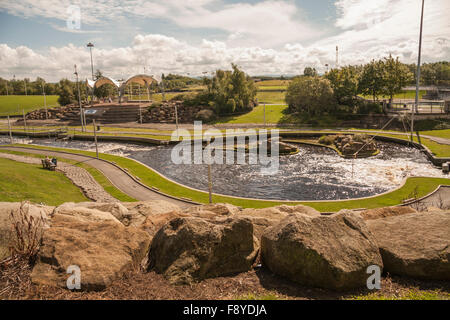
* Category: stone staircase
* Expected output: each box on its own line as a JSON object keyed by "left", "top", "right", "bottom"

{"left": 63, "top": 104, "right": 147, "bottom": 124}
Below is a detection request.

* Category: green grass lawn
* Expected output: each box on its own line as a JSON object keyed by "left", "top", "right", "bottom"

{"left": 255, "top": 80, "right": 291, "bottom": 87}
{"left": 420, "top": 129, "right": 450, "bottom": 140}
{"left": 6, "top": 144, "right": 450, "bottom": 212}
{"left": 0, "top": 149, "right": 136, "bottom": 202}
{"left": 256, "top": 91, "right": 286, "bottom": 104}
{"left": 257, "top": 86, "right": 287, "bottom": 91}
{"left": 0, "top": 157, "right": 88, "bottom": 205}
{"left": 360, "top": 90, "right": 426, "bottom": 100}
{"left": 0, "top": 95, "right": 59, "bottom": 116}
{"left": 214, "top": 105, "right": 287, "bottom": 124}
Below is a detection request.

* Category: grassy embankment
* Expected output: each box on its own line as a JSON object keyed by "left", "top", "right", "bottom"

{"left": 4, "top": 144, "right": 450, "bottom": 212}
{"left": 0, "top": 149, "right": 136, "bottom": 203}
{"left": 0, "top": 157, "right": 88, "bottom": 207}
{"left": 0, "top": 95, "right": 59, "bottom": 116}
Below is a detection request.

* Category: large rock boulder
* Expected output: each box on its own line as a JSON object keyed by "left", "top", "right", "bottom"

{"left": 148, "top": 216, "right": 259, "bottom": 284}
{"left": 240, "top": 205, "right": 321, "bottom": 240}
{"left": 366, "top": 211, "right": 450, "bottom": 280}
{"left": 53, "top": 202, "right": 121, "bottom": 224}
{"left": 184, "top": 203, "right": 241, "bottom": 219}
{"left": 261, "top": 212, "right": 383, "bottom": 290}
{"left": 141, "top": 211, "right": 189, "bottom": 239}
{"left": 123, "top": 200, "right": 182, "bottom": 227}
{"left": 31, "top": 213, "right": 151, "bottom": 291}
{"left": 195, "top": 109, "right": 216, "bottom": 122}
{"left": 358, "top": 206, "right": 417, "bottom": 220}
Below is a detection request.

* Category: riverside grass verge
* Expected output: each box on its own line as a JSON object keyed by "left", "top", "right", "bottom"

{"left": 3, "top": 144, "right": 450, "bottom": 212}
{"left": 0, "top": 149, "right": 136, "bottom": 202}
{"left": 0, "top": 157, "right": 88, "bottom": 205}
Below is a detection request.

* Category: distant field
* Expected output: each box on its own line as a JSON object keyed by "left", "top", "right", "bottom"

{"left": 255, "top": 80, "right": 291, "bottom": 87}
{"left": 0, "top": 95, "right": 59, "bottom": 116}
{"left": 361, "top": 90, "right": 426, "bottom": 100}
{"left": 256, "top": 91, "right": 286, "bottom": 104}
{"left": 257, "top": 86, "right": 288, "bottom": 92}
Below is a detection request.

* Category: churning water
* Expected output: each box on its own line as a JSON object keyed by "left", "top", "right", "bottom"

{"left": 2, "top": 136, "right": 446, "bottom": 201}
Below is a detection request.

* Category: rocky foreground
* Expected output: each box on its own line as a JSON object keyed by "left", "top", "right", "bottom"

{"left": 0, "top": 201, "right": 449, "bottom": 297}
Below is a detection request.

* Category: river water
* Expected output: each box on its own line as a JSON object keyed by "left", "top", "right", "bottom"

{"left": 1, "top": 136, "right": 446, "bottom": 201}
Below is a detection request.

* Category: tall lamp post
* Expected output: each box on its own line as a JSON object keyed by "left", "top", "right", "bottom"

{"left": 41, "top": 81, "right": 47, "bottom": 119}
{"left": 412, "top": 0, "right": 425, "bottom": 141}
{"left": 74, "top": 64, "right": 85, "bottom": 132}
{"left": 87, "top": 42, "right": 95, "bottom": 80}
{"left": 87, "top": 42, "right": 95, "bottom": 104}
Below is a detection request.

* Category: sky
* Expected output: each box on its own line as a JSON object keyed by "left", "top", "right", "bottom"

{"left": 0, "top": 0, "right": 449, "bottom": 82}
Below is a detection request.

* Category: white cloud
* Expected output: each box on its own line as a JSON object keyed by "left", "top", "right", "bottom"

{"left": 0, "top": 0, "right": 449, "bottom": 81}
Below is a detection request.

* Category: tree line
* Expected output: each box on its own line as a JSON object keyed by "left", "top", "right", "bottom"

{"left": 286, "top": 55, "right": 416, "bottom": 116}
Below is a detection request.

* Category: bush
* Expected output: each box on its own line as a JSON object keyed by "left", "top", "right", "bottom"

{"left": 318, "top": 135, "right": 336, "bottom": 145}
{"left": 286, "top": 77, "right": 337, "bottom": 116}
{"left": 356, "top": 101, "right": 383, "bottom": 115}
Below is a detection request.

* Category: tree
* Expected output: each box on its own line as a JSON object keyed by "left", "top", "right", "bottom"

{"left": 94, "top": 83, "right": 117, "bottom": 99}
{"left": 304, "top": 67, "right": 318, "bottom": 77}
{"left": 57, "top": 79, "right": 76, "bottom": 106}
{"left": 381, "top": 55, "right": 413, "bottom": 103}
{"left": 358, "top": 60, "right": 384, "bottom": 101}
{"left": 207, "top": 64, "right": 257, "bottom": 114}
{"left": 285, "top": 77, "right": 336, "bottom": 116}
{"left": 325, "top": 66, "right": 361, "bottom": 105}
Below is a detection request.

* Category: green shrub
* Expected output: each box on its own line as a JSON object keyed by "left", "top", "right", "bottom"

{"left": 286, "top": 76, "right": 337, "bottom": 116}
{"left": 318, "top": 135, "right": 336, "bottom": 145}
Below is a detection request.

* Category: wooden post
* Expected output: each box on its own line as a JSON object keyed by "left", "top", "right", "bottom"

{"left": 7, "top": 115, "right": 12, "bottom": 144}
{"left": 22, "top": 109, "right": 28, "bottom": 136}
{"left": 139, "top": 107, "right": 143, "bottom": 124}
{"left": 175, "top": 104, "right": 179, "bottom": 137}
{"left": 208, "top": 164, "right": 213, "bottom": 204}
{"left": 264, "top": 103, "right": 266, "bottom": 128}
{"left": 93, "top": 119, "right": 99, "bottom": 159}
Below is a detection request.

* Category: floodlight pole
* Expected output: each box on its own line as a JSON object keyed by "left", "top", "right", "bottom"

{"left": 208, "top": 163, "right": 213, "bottom": 204}
{"left": 74, "top": 65, "right": 85, "bottom": 132}
{"left": 7, "top": 115, "right": 13, "bottom": 144}
{"left": 93, "top": 119, "right": 99, "bottom": 159}
{"left": 42, "top": 82, "right": 48, "bottom": 120}
{"left": 87, "top": 43, "right": 95, "bottom": 81}
{"left": 412, "top": 0, "right": 425, "bottom": 142}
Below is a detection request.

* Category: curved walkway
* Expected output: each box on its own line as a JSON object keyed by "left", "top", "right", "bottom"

{"left": 0, "top": 146, "right": 193, "bottom": 208}
{"left": 0, "top": 152, "right": 117, "bottom": 203}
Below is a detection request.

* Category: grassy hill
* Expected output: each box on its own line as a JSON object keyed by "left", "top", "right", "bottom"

{"left": 0, "top": 95, "right": 59, "bottom": 116}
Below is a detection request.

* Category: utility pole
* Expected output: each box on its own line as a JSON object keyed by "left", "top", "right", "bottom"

{"left": 74, "top": 64, "right": 85, "bottom": 132}
{"left": 412, "top": 0, "right": 425, "bottom": 142}
{"left": 42, "top": 81, "right": 48, "bottom": 119}
{"left": 87, "top": 42, "right": 95, "bottom": 81}
{"left": 336, "top": 46, "right": 339, "bottom": 69}
{"left": 208, "top": 163, "right": 213, "bottom": 204}
{"left": 161, "top": 73, "right": 166, "bottom": 101}
{"left": 7, "top": 115, "right": 13, "bottom": 144}
{"left": 175, "top": 104, "right": 179, "bottom": 138}
{"left": 93, "top": 119, "right": 99, "bottom": 159}
{"left": 22, "top": 109, "right": 28, "bottom": 136}
{"left": 264, "top": 103, "right": 266, "bottom": 128}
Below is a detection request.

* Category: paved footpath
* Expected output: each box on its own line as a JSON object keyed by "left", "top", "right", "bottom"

{"left": 0, "top": 146, "right": 193, "bottom": 208}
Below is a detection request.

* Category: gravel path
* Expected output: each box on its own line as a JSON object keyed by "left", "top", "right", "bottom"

{"left": 0, "top": 152, "right": 118, "bottom": 203}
